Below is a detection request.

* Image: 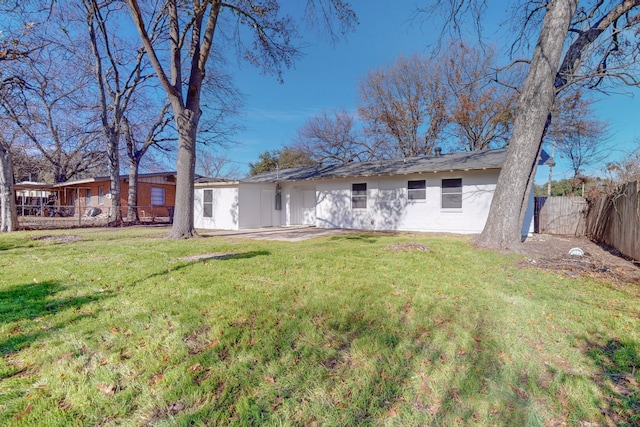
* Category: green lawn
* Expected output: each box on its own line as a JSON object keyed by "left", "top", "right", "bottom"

{"left": 0, "top": 227, "right": 638, "bottom": 426}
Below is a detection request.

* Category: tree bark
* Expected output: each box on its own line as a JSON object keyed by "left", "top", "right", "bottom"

{"left": 476, "top": 0, "right": 579, "bottom": 251}
{"left": 0, "top": 145, "right": 18, "bottom": 232}
{"left": 106, "top": 132, "right": 122, "bottom": 225}
{"left": 169, "top": 105, "right": 199, "bottom": 238}
{"left": 126, "top": 155, "right": 140, "bottom": 223}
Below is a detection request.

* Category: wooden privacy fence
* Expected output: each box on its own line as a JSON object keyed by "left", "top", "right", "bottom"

{"left": 534, "top": 196, "right": 587, "bottom": 236}
{"left": 585, "top": 181, "right": 640, "bottom": 261}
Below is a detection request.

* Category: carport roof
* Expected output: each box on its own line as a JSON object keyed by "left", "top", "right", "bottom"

{"left": 242, "top": 148, "right": 509, "bottom": 183}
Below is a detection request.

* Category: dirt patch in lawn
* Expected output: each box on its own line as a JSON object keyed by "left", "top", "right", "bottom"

{"left": 386, "top": 242, "right": 431, "bottom": 252}
{"left": 31, "top": 235, "right": 84, "bottom": 243}
{"left": 520, "top": 234, "right": 640, "bottom": 285}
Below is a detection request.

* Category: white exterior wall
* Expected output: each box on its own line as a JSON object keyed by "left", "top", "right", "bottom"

{"left": 315, "top": 170, "right": 500, "bottom": 234}
{"left": 238, "top": 183, "right": 280, "bottom": 229}
{"left": 281, "top": 183, "right": 316, "bottom": 226}
{"left": 522, "top": 188, "right": 535, "bottom": 237}
{"left": 193, "top": 185, "right": 239, "bottom": 230}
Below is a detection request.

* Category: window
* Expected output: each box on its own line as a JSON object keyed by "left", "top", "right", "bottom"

{"left": 441, "top": 178, "right": 462, "bottom": 209}
{"left": 352, "top": 183, "right": 367, "bottom": 209}
{"left": 85, "top": 189, "right": 91, "bottom": 206}
{"left": 99, "top": 186, "right": 104, "bottom": 205}
{"left": 151, "top": 187, "right": 165, "bottom": 206}
{"left": 203, "top": 189, "right": 213, "bottom": 218}
{"left": 408, "top": 180, "right": 426, "bottom": 200}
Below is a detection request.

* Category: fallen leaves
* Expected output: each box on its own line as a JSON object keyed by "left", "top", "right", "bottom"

{"left": 14, "top": 403, "right": 32, "bottom": 420}
{"left": 150, "top": 374, "right": 165, "bottom": 385}
{"left": 97, "top": 383, "right": 116, "bottom": 397}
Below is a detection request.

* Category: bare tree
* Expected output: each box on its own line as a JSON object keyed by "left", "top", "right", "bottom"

{"left": 124, "top": 0, "right": 357, "bottom": 239}
{"left": 424, "top": 0, "right": 640, "bottom": 251}
{"left": 292, "top": 109, "right": 378, "bottom": 164}
{"left": 79, "top": 0, "right": 162, "bottom": 224}
{"left": 0, "top": 80, "right": 23, "bottom": 231}
{"left": 443, "top": 43, "right": 520, "bottom": 151}
{"left": 122, "top": 105, "right": 174, "bottom": 222}
{"left": 0, "top": 136, "right": 18, "bottom": 232}
{"left": 358, "top": 54, "right": 448, "bottom": 158}
{"left": 0, "top": 58, "right": 105, "bottom": 183}
{"left": 547, "top": 90, "right": 609, "bottom": 177}
{"left": 0, "top": 4, "right": 53, "bottom": 232}
{"left": 196, "top": 149, "right": 241, "bottom": 179}
{"left": 604, "top": 144, "right": 640, "bottom": 187}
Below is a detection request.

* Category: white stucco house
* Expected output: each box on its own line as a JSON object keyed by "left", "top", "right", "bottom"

{"left": 194, "top": 148, "right": 534, "bottom": 235}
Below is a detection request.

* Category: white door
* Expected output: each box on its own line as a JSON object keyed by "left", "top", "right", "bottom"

{"left": 290, "top": 188, "right": 302, "bottom": 225}
{"left": 302, "top": 189, "right": 316, "bottom": 225}
{"left": 260, "top": 189, "right": 273, "bottom": 227}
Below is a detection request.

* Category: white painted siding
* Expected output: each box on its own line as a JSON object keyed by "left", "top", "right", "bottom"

{"left": 281, "top": 183, "right": 316, "bottom": 226}
{"left": 303, "top": 190, "right": 316, "bottom": 225}
{"left": 192, "top": 168, "right": 534, "bottom": 235}
{"left": 315, "top": 170, "right": 500, "bottom": 234}
{"left": 193, "top": 186, "right": 239, "bottom": 230}
{"left": 260, "top": 188, "right": 274, "bottom": 226}
{"left": 238, "top": 183, "right": 280, "bottom": 229}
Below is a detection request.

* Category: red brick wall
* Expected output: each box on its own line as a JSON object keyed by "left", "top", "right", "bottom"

{"left": 59, "top": 178, "right": 176, "bottom": 217}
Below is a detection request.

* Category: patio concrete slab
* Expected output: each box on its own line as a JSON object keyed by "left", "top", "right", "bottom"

{"left": 197, "top": 226, "right": 349, "bottom": 242}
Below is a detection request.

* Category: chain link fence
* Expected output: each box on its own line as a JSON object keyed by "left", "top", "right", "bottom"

{"left": 17, "top": 205, "right": 174, "bottom": 230}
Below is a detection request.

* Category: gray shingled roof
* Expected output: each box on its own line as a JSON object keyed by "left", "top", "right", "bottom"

{"left": 242, "top": 148, "right": 508, "bottom": 183}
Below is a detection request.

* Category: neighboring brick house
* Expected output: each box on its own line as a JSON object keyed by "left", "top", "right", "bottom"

{"left": 34, "top": 172, "right": 177, "bottom": 218}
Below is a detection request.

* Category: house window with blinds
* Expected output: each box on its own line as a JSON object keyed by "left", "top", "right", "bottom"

{"left": 407, "top": 180, "right": 426, "bottom": 201}
{"left": 441, "top": 178, "right": 462, "bottom": 209}
{"left": 351, "top": 183, "right": 367, "bottom": 209}
{"left": 203, "top": 190, "right": 213, "bottom": 218}
{"left": 151, "top": 187, "right": 165, "bottom": 206}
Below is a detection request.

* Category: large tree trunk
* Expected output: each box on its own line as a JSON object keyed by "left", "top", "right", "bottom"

{"left": 476, "top": 0, "right": 579, "bottom": 251}
{"left": 169, "top": 106, "right": 199, "bottom": 239}
{"left": 106, "top": 133, "right": 122, "bottom": 226}
{"left": 126, "top": 155, "right": 140, "bottom": 223}
{"left": 0, "top": 145, "right": 18, "bottom": 232}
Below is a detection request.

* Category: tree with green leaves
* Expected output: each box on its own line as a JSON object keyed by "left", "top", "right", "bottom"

{"left": 248, "top": 147, "right": 316, "bottom": 176}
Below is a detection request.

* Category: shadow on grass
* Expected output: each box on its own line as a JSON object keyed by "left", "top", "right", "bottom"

{"left": 132, "top": 251, "right": 271, "bottom": 286}
{"left": 584, "top": 338, "right": 640, "bottom": 426}
{"left": 0, "top": 281, "right": 110, "bottom": 356}
{"left": 144, "top": 298, "right": 571, "bottom": 426}
{"left": 0, "top": 241, "right": 35, "bottom": 252}
{"left": 226, "top": 251, "right": 270, "bottom": 261}
{"left": 329, "top": 234, "right": 379, "bottom": 243}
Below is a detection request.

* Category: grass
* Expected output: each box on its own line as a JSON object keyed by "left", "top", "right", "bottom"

{"left": 0, "top": 227, "right": 638, "bottom": 426}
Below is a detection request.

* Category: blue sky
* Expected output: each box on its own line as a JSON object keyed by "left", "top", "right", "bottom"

{"left": 212, "top": 1, "right": 639, "bottom": 181}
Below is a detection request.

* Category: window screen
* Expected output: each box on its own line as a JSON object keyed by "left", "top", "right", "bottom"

{"left": 203, "top": 189, "right": 213, "bottom": 218}
{"left": 441, "top": 179, "right": 462, "bottom": 209}
{"left": 352, "top": 183, "right": 367, "bottom": 209}
{"left": 151, "top": 187, "right": 165, "bottom": 206}
{"left": 408, "top": 180, "right": 426, "bottom": 200}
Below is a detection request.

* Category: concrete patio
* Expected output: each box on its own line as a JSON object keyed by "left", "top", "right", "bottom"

{"left": 197, "top": 225, "right": 349, "bottom": 242}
